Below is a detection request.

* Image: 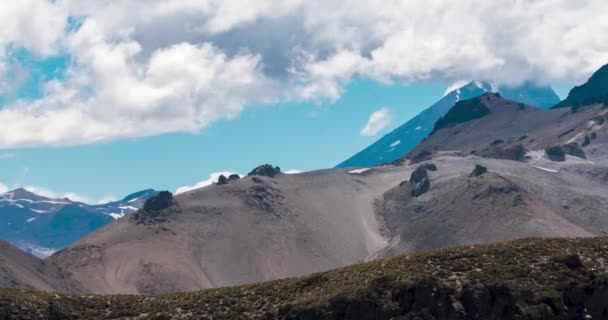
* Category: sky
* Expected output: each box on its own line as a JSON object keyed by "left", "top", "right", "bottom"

{"left": 0, "top": 0, "right": 606, "bottom": 202}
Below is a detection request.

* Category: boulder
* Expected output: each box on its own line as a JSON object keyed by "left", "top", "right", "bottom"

{"left": 481, "top": 144, "right": 527, "bottom": 162}
{"left": 470, "top": 164, "right": 488, "bottom": 177}
{"left": 410, "top": 177, "right": 430, "bottom": 197}
{"left": 248, "top": 164, "right": 281, "bottom": 177}
{"left": 545, "top": 146, "right": 566, "bottom": 162}
{"left": 409, "top": 166, "right": 428, "bottom": 184}
{"left": 424, "top": 163, "right": 438, "bottom": 171}
{"left": 562, "top": 142, "right": 586, "bottom": 159}
{"left": 490, "top": 139, "right": 504, "bottom": 146}
{"left": 143, "top": 191, "right": 173, "bottom": 212}
{"left": 582, "top": 135, "right": 591, "bottom": 146}
{"left": 216, "top": 175, "right": 228, "bottom": 185}
{"left": 591, "top": 132, "right": 598, "bottom": 140}
{"left": 228, "top": 174, "right": 240, "bottom": 181}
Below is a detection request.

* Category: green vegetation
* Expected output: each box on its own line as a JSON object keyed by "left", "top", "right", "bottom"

{"left": 2, "top": 237, "right": 608, "bottom": 319}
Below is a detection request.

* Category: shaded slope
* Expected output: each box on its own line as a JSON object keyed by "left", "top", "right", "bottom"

{"left": 553, "top": 63, "right": 608, "bottom": 109}
{"left": 0, "top": 241, "right": 82, "bottom": 292}
{"left": 337, "top": 81, "right": 492, "bottom": 168}
{"left": 338, "top": 82, "right": 559, "bottom": 168}
{"left": 407, "top": 93, "right": 566, "bottom": 157}
{"left": 4, "top": 237, "right": 608, "bottom": 319}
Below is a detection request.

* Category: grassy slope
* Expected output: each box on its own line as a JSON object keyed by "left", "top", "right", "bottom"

{"left": 2, "top": 237, "right": 608, "bottom": 319}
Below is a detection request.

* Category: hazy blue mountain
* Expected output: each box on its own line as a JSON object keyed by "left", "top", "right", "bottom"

{"left": 0, "top": 188, "right": 157, "bottom": 256}
{"left": 337, "top": 82, "right": 560, "bottom": 168}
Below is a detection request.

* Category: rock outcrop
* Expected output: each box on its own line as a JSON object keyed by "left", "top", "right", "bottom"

{"left": 470, "top": 164, "right": 488, "bottom": 177}
{"left": 248, "top": 164, "right": 282, "bottom": 177}
{"left": 481, "top": 144, "right": 527, "bottom": 161}
{"left": 545, "top": 146, "right": 566, "bottom": 162}
{"left": 562, "top": 142, "right": 586, "bottom": 159}
{"left": 410, "top": 177, "right": 430, "bottom": 197}
{"left": 409, "top": 166, "right": 428, "bottom": 184}
{"left": 142, "top": 191, "right": 173, "bottom": 212}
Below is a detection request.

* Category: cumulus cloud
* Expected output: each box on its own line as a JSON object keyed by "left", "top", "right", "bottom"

{"left": 1, "top": 1, "right": 608, "bottom": 147}
{"left": 284, "top": 169, "right": 302, "bottom": 174}
{"left": 361, "top": 108, "right": 391, "bottom": 137}
{"left": 175, "top": 171, "right": 242, "bottom": 194}
{"left": 22, "top": 185, "right": 90, "bottom": 202}
{"left": 0, "top": 182, "right": 8, "bottom": 194}
{"left": 444, "top": 80, "right": 472, "bottom": 96}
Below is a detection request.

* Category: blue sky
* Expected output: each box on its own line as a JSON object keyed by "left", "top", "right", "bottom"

{"left": 0, "top": 66, "right": 451, "bottom": 201}
{"left": 0, "top": 1, "right": 602, "bottom": 202}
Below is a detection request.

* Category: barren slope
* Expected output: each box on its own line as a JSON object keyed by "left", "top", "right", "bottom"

{"left": 0, "top": 241, "right": 82, "bottom": 292}
{"left": 50, "top": 148, "right": 608, "bottom": 294}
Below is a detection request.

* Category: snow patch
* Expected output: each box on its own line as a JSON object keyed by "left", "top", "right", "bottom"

{"left": 348, "top": 168, "right": 371, "bottom": 174}
{"left": 127, "top": 198, "right": 139, "bottom": 203}
{"left": 530, "top": 165, "right": 558, "bottom": 173}
{"left": 389, "top": 140, "right": 401, "bottom": 147}
{"left": 29, "top": 209, "right": 47, "bottom": 214}
{"left": 107, "top": 212, "right": 125, "bottom": 219}
{"left": 26, "top": 217, "right": 36, "bottom": 223}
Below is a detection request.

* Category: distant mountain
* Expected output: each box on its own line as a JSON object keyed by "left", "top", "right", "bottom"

{"left": 337, "top": 82, "right": 560, "bottom": 168}
{"left": 553, "top": 63, "right": 608, "bottom": 109}
{"left": 0, "top": 188, "right": 157, "bottom": 256}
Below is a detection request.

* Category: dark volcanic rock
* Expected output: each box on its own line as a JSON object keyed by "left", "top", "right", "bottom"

{"left": 216, "top": 175, "right": 228, "bottom": 185}
{"left": 143, "top": 191, "right": 173, "bottom": 212}
{"left": 228, "top": 174, "right": 240, "bottom": 181}
{"left": 408, "top": 150, "right": 433, "bottom": 165}
{"left": 248, "top": 164, "right": 281, "bottom": 177}
{"left": 470, "top": 165, "right": 488, "bottom": 177}
{"left": 410, "top": 177, "right": 430, "bottom": 197}
{"left": 424, "top": 163, "right": 438, "bottom": 171}
{"left": 591, "top": 132, "right": 598, "bottom": 140}
{"left": 431, "top": 95, "right": 491, "bottom": 135}
{"left": 582, "top": 135, "right": 591, "bottom": 146}
{"left": 562, "top": 143, "right": 586, "bottom": 159}
{"left": 490, "top": 139, "right": 504, "bottom": 146}
{"left": 481, "top": 144, "right": 527, "bottom": 162}
{"left": 409, "top": 167, "right": 428, "bottom": 184}
{"left": 545, "top": 146, "right": 566, "bottom": 162}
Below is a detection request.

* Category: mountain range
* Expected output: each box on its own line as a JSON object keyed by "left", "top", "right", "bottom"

{"left": 0, "top": 188, "right": 157, "bottom": 257}
{"left": 337, "top": 81, "right": 560, "bottom": 168}
{"left": 0, "top": 62, "right": 608, "bottom": 318}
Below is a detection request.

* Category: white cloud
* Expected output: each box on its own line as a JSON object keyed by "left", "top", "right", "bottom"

{"left": 1, "top": 1, "right": 608, "bottom": 147}
{"left": 444, "top": 80, "right": 471, "bottom": 96}
{"left": 175, "top": 171, "right": 242, "bottom": 194}
{"left": 95, "top": 195, "right": 118, "bottom": 204}
{"left": 0, "top": 182, "right": 8, "bottom": 193}
{"left": 361, "top": 108, "right": 391, "bottom": 137}
{"left": 22, "top": 186, "right": 83, "bottom": 201}
{"left": 284, "top": 169, "right": 302, "bottom": 174}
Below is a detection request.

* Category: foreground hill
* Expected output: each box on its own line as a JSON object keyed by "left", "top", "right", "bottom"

{"left": 50, "top": 143, "right": 608, "bottom": 294}
{"left": 0, "top": 241, "right": 82, "bottom": 292}
{"left": 3, "top": 237, "right": 608, "bottom": 319}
